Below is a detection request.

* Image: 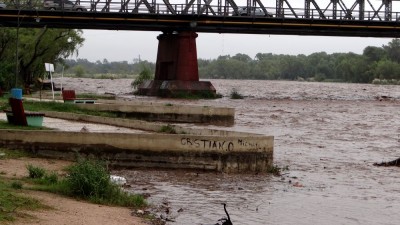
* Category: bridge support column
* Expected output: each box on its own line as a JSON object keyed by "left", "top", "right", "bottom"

{"left": 138, "top": 31, "right": 216, "bottom": 97}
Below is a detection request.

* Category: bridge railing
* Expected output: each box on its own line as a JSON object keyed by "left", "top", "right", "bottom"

{"left": 272, "top": 6, "right": 399, "bottom": 21}
{"left": 5, "top": 0, "right": 400, "bottom": 22}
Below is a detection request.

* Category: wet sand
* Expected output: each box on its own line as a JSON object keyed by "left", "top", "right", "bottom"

{"left": 33, "top": 78, "right": 400, "bottom": 224}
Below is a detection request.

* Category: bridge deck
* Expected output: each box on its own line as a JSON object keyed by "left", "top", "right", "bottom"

{"left": 1, "top": 1, "right": 400, "bottom": 37}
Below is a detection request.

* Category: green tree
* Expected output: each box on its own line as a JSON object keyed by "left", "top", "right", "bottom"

{"left": 0, "top": 27, "right": 84, "bottom": 88}
{"left": 231, "top": 53, "right": 252, "bottom": 63}
{"left": 363, "top": 46, "right": 386, "bottom": 62}
{"left": 372, "top": 59, "right": 400, "bottom": 80}
{"left": 383, "top": 39, "right": 400, "bottom": 63}
{"left": 336, "top": 55, "right": 371, "bottom": 83}
{"left": 209, "top": 57, "right": 249, "bottom": 79}
{"left": 278, "top": 55, "right": 306, "bottom": 80}
{"left": 254, "top": 57, "right": 280, "bottom": 79}
{"left": 255, "top": 53, "right": 273, "bottom": 61}
{"left": 74, "top": 65, "right": 85, "bottom": 77}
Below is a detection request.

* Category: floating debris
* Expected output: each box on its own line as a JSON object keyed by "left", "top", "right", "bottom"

{"left": 110, "top": 175, "right": 127, "bottom": 186}
{"left": 374, "top": 157, "right": 400, "bottom": 167}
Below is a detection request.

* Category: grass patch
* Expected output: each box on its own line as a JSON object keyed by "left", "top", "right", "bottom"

{"left": 22, "top": 100, "right": 84, "bottom": 112}
{"left": 0, "top": 149, "right": 33, "bottom": 159}
{"left": 0, "top": 178, "right": 47, "bottom": 223}
{"left": 21, "top": 100, "right": 116, "bottom": 118}
{"left": 42, "top": 172, "right": 59, "bottom": 185}
{"left": 0, "top": 120, "right": 51, "bottom": 130}
{"left": 1, "top": 95, "right": 115, "bottom": 129}
{"left": 159, "top": 124, "right": 177, "bottom": 134}
{"left": 11, "top": 181, "right": 23, "bottom": 189}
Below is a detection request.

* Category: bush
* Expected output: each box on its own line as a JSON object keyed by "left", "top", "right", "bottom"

{"left": 24, "top": 159, "right": 146, "bottom": 208}
{"left": 65, "top": 159, "right": 111, "bottom": 199}
{"left": 267, "top": 165, "right": 289, "bottom": 176}
{"left": 230, "top": 88, "right": 244, "bottom": 99}
{"left": 26, "top": 164, "right": 46, "bottom": 179}
{"left": 131, "top": 67, "right": 153, "bottom": 89}
{"left": 64, "top": 159, "right": 146, "bottom": 207}
{"left": 43, "top": 172, "right": 59, "bottom": 185}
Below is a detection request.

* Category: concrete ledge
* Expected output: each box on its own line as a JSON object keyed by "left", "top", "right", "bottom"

{"left": 137, "top": 80, "right": 216, "bottom": 98}
{"left": 43, "top": 111, "right": 256, "bottom": 137}
{"left": 75, "top": 102, "right": 235, "bottom": 126}
{"left": 0, "top": 130, "right": 273, "bottom": 173}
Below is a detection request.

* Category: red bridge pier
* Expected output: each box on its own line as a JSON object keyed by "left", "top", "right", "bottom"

{"left": 138, "top": 31, "right": 216, "bottom": 97}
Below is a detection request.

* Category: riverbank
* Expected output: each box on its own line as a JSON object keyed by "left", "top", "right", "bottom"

{"left": 0, "top": 157, "right": 149, "bottom": 225}
{"left": 2, "top": 78, "right": 400, "bottom": 224}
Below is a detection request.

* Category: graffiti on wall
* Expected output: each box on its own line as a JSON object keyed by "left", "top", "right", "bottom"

{"left": 180, "top": 138, "right": 266, "bottom": 151}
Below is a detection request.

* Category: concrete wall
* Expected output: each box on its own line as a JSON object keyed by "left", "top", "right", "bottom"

{"left": 0, "top": 130, "right": 273, "bottom": 173}
{"left": 76, "top": 102, "right": 235, "bottom": 126}
{"left": 44, "top": 111, "right": 257, "bottom": 137}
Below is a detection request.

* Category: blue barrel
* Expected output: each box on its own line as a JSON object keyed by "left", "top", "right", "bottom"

{"left": 11, "top": 88, "right": 23, "bottom": 99}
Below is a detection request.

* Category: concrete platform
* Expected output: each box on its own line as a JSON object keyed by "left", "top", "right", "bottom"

{"left": 0, "top": 129, "right": 273, "bottom": 173}
{"left": 0, "top": 111, "right": 273, "bottom": 173}
{"left": 0, "top": 124, "right": 273, "bottom": 173}
{"left": 75, "top": 100, "right": 235, "bottom": 126}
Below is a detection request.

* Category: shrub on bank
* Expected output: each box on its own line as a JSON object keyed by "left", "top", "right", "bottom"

{"left": 26, "top": 164, "right": 46, "bottom": 179}
{"left": 27, "top": 159, "right": 146, "bottom": 208}
{"left": 131, "top": 67, "right": 153, "bottom": 90}
{"left": 65, "top": 159, "right": 146, "bottom": 207}
{"left": 65, "top": 159, "right": 111, "bottom": 199}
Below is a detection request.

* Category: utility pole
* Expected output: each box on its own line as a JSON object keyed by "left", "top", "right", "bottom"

{"left": 15, "top": 0, "right": 21, "bottom": 87}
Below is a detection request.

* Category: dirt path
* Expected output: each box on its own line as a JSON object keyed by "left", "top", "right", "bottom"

{"left": 15, "top": 190, "right": 145, "bottom": 225}
{"left": 0, "top": 157, "right": 148, "bottom": 225}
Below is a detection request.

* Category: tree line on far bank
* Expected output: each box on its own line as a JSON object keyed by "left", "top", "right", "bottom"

{"left": 2, "top": 27, "right": 400, "bottom": 92}
{"left": 62, "top": 39, "right": 400, "bottom": 85}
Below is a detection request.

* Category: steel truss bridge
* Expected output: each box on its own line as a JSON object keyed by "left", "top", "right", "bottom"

{"left": 2, "top": 0, "right": 400, "bottom": 37}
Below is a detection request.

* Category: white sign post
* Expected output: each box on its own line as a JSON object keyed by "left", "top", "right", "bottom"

{"left": 45, "top": 63, "right": 55, "bottom": 100}
{"left": 60, "top": 66, "right": 64, "bottom": 96}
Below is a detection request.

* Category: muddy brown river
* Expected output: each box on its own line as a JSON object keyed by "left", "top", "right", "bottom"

{"left": 55, "top": 78, "right": 400, "bottom": 225}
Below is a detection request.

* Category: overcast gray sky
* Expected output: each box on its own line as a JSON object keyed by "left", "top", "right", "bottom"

{"left": 71, "top": 0, "right": 397, "bottom": 62}
{"left": 72, "top": 30, "right": 392, "bottom": 62}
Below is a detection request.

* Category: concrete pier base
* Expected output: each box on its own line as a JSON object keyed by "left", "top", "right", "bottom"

{"left": 138, "top": 31, "right": 216, "bottom": 97}
{"left": 137, "top": 80, "right": 216, "bottom": 98}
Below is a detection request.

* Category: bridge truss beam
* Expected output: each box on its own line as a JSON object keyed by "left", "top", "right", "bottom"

{"left": 1, "top": 1, "right": 400, "bottom": 37}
